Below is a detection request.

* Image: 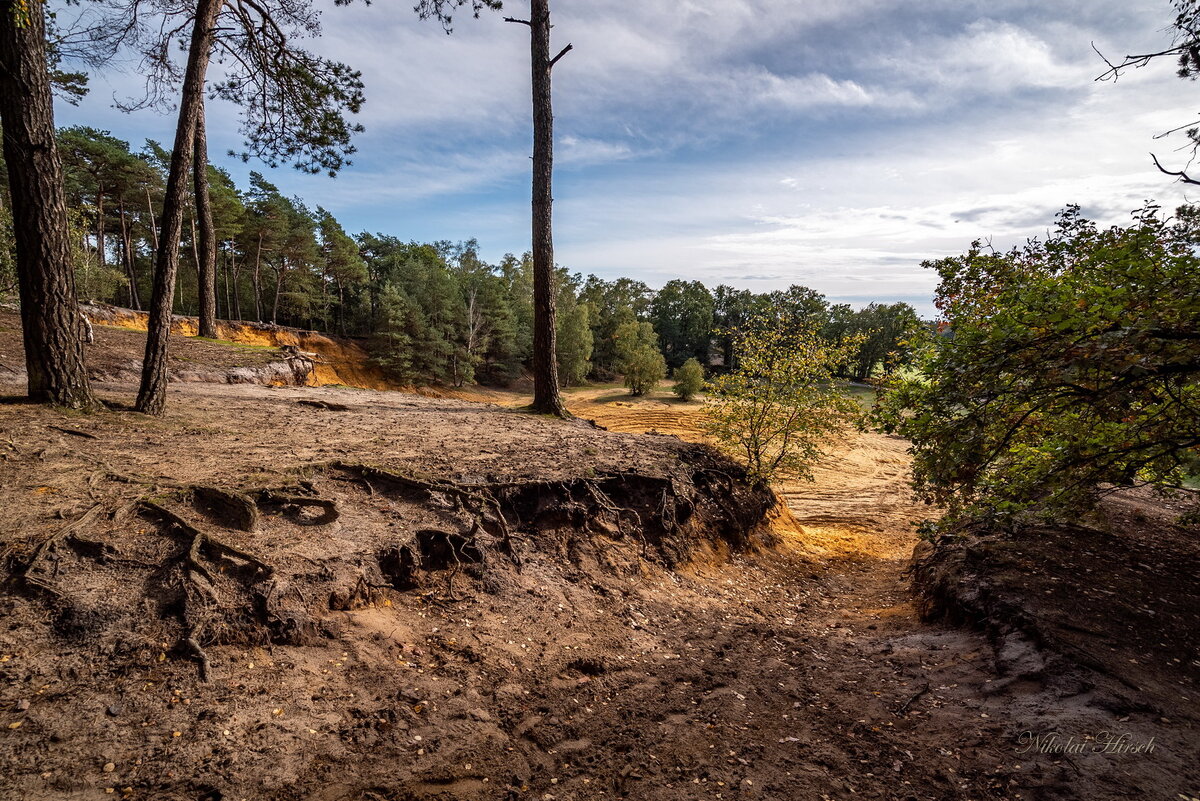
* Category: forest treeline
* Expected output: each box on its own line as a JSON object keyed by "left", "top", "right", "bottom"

{"left": 0, "top": 126, "right": 922, "bottom": 388}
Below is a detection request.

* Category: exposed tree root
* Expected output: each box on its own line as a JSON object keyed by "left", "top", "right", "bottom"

{"left": 140, "top": 501, "right": 273, "bottom": 579}
{"left": 296, "top": 400, "right": 351, "bottom": 412}
{"left": 333, "top": 462, "right": 517, "bottom": 570}
{"left": 192, "top": 485, "right": 260, "bottom": 532}
{"left": 21, "top": 503, "right": 110, "bottom": 592}
{"left": 257, "top": 491, "right": 340, "bottom": 525}
{"left": 139, "top": 500, "right": 274, "bottom": 680}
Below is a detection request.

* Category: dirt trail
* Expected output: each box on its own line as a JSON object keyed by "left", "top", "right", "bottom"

{"left": 556, "top": 386, "right": 1199, "bottom": 801}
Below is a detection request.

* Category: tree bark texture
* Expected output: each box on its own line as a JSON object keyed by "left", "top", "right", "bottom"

{"left": 136, "top": 0, "right": 220, "bottom": 414}
{"left": 194, "top": 105, "right": 218, "bottom": 338}
{"left": 528, "top": 0, "right": 566, "bottom": 416}
{"left": 0, "top": 1, "right": 95, "bottom": 408}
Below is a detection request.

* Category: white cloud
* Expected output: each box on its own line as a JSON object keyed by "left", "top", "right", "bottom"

{"left": 53, "top": 0, "right": 1199, "bottom": 319}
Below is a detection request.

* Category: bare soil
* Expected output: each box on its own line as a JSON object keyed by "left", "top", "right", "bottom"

{"left": 0, "top": 324, "right": 1196, "bottom": 801}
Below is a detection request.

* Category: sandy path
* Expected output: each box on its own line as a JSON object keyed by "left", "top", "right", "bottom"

{"left": 554, "top": 385, "right": 1188, "bottom": 800}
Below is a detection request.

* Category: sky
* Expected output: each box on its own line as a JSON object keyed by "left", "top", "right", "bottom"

{"left": 56, "top": 0, "right": 1199, "bottom": 318}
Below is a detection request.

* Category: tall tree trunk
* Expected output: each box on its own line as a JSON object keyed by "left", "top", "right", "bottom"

{"left": 336, "top": 277, "right": 345, "bottom": 335}
{"left": 253, "top": 232, "right": 263, "bottom": 321}
{"left": 118, "top": 198, "right": 140, "bottom": 310}
{"left": 144, "top": 186, "right": 160, "bottom": 251}
{"left": 0, "top": 1, "right": 94, "bottom": 408}
{"left": 188, "top": 210, "right": 199, "bottom": 314}
{"left": 271, "top": 262, "right": 282, "bottom": 324}
{"left": 321, "top": 265, "right": 329, "bottom": 331}
{"left": 95, "top": 184, "right": 105, "bottom": 270}
{"left": 136, "top": 0, "right": 221, "bottom": 414}
{"left": 526, "top": 0, "right": 568, "bottom": 416}
{"left": 231, "top": 249, "right": 242, "bottom": 321}
{"left": 194, "top": 105, "right": 218, "bottom": 337}
{"left": 221, "top": 246, "right": 230, "bottom": 320}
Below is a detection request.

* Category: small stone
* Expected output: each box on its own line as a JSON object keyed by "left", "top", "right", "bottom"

{"left": 14, "top": 700, "right": 29, "bottom": 712}
{"left": 106, "top": 704, "right": 122, "bottom": 717}
{"left": 103, "top": 763, "right": 115, "bottom": 773}
{"left": 468, "top": 708, "right": 492, "bottom": 722}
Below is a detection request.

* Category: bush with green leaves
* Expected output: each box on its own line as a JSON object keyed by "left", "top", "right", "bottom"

{"left": 703, "top": 319, "right": 861, "bottom": 482}
{"left": 672, "top": 357, "right": 704, "bottom": 401}
{"left": 872, "top": 204, "right": 1200, "bottom": 527}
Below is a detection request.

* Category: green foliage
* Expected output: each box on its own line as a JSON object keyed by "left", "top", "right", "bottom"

{"left": 68, "top": 209, "right": 126, "bottom": 302}
{"left": 837, "top": 302, "right": 923, "bottom": 381}
{"left": 557, "top": 298, "right": 593, "bottom": 387}
{"left": 650, "top": 279, "right": 714, "bottom": 368}
{"left": 672, "top": 357, "right": 704, "bottom": 401}
{"left": 703, "top": 319, "right": 861, "bottom": 483}
{"left": 614, "top": 320, "right": 666, "bottom": 396}
{"left": 579, "top": 276, "right": 652, "bottom": 377}
{"left": 872, "top": 204, "right": 1200, "bottom": 526}
{"left": 10, "top": 122, "right": 936, "bottom": 394}
{"left": 367, "top": 241, "right": 465, "bottom": 385}
{"left": 0, "top": 202, "right": 15, "bottom": 297}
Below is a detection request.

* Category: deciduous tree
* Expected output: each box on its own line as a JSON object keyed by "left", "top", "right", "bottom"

{"left": 873, "top": 204, "right": 1200, "bottom": 526}
{"left": 704, "top": 317, "right": 860, "bottom": 483}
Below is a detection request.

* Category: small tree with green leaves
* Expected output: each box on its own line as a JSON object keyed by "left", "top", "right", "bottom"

{"left": 614, "top": 319, "right": 666, "bottom": 396}
{"left": 703, "top": 319, "right": 861, "bottom": 482}
{"left": 672, "top": 357, "right": 704, "bottom": 401}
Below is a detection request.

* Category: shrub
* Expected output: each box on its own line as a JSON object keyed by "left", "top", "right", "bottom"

{"left": 672, "top": 357, "right": 704, "bottom": 401}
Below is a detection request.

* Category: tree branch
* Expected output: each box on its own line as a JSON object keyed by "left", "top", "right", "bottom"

{"left": 503, "top": 16, "right": 530, "bottom": 25}
{"left": 1151, "top": 152, "right": 1200, "bottom": 185}
{"left": 1094, "top": 41, "right": 1188, "bottom": 83}
{"left": 549, "top": 43, "right": 572, "bottom": 69}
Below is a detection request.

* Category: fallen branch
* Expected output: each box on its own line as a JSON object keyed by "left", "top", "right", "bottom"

{"left": 48, "top": 425, "right": 98, "bottom": 440}
{"left": 893, "top": 683, "right": 930, "bottom": 716}
{"left": 295, "top": 399, "right": 351, "bottom": 412}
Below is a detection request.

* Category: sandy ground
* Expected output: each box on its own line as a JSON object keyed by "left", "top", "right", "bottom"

{"left": 0, "top": 345, "right": 1195, "bottom": 799}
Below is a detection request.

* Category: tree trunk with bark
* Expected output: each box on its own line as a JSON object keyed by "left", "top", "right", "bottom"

{"left": 136, "top": 0, "right": 221, "bottom": 414}
{"left": 118, "top": 199, "right": 140, "bottom": 310}
{"left": 95, "top": 185, "right": 105, "bottom": 270}
{"left": 230, "top": 249, "right": 242, "bottom": 320}
{"left": 0, "top": 1, "right": 95, "bottom": 409}
{"left": 517, "top": 0, "right": 570, "bottom": 416}
{"left": 252, "top": 232, "right": 263, "bottom": 321}
{"left": 271, "top": 261, "right": 283, "bottom": 324}
{"left": 194, "top": 104, "right": 218, "bottom": 338}
{"left": 144, "top": 186, "right": 160, "bottom": 251}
